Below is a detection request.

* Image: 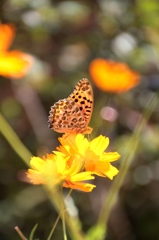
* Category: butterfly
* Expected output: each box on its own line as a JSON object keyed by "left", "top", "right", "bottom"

{"left": 48, "top": 78, "right": 93, "bottom": 134}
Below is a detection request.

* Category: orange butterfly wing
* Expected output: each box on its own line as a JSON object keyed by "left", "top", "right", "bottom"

{"left": 48, "top": 78, "right": 93, "bottom": 134}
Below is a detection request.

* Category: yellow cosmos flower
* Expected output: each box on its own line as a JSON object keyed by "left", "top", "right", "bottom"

{"left": 27, "top": 152, "right": 96, "bottom": 192}
{"left": 0, "top": 23, "right": 33, "bottom": 79}
{"left": 57, "top": 134, "right": 120, "bottom": 179}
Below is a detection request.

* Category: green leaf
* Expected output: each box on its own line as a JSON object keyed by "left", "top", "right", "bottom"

{"left": 29, "top": 224, "right": 38, "bottom": 240}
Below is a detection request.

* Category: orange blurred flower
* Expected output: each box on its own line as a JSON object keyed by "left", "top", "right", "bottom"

{"left": 89, "top": 58, "right": 140, "bottom": 93}
{"left": 0, "top": 23, "right": 33, "bottom": 79}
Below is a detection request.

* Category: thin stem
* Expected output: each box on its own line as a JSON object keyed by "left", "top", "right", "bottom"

{"left": 47, "top": 213, "right": 61, "bottom": 240}
{"left": 46, "top": 187, "right": 87, "bottom": 240}
{"left": 66, "top": 189, "right": 73, "bottom": 200}
{"left": 47, "top": 189, "right": 73, "bottom": 240}
{"left": 61, "top": 187, "right": 67, "bottom": 240}
{"left": 0, "top": 113, "right": 32, "bottom": 166}
{"left": 14, "top": 226, "right": 27, "bottom": 240}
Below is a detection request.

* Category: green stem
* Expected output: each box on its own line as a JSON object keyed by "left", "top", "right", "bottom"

{"left": 47, "top": 213, "right": 61, "bottom": 240}
{"left": 47, "top": 189, "right": 73, "bottom": 240}
{"left": 46, "top": 187, "right": 87, "bottom": 240}
{"left": 0, "top": 113, "right": 32, "bottom": 166}
{"left": 61, "top": 187, "right": 67, "bottom": 240}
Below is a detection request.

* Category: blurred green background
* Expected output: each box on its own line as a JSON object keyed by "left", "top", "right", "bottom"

{"left": 1, "top": 0, "right": 159, "bottom": 239}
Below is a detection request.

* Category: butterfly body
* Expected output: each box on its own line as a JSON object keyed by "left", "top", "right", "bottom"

{"left": 48, "top": 78, "right": 93, "bottom": 134}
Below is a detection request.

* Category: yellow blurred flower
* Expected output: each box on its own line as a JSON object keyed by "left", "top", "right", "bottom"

{"left": 57, "top": 134, "right": 120, "bottom": 179}
{"left": 89, "top": 58, "right": 140, "bottom": 93}
{"left": 0, "top": 23, "right": 33, "bottom": 79}
{"left": 27, "top": 152, "right": 96, "bottom": 192}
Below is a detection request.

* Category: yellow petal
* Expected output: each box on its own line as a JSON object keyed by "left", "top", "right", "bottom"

{"left": 58, "top": 134, "right": 89, "bottom": 156}
{"left": 105, "top": 165, "right": 119, "bottom": 180}
{"left": 30, "top": 157, "right": 45, "bottom": 171}
{"left": 66, "top": 157, "right": 84, "bottom": 176}
{"left": 101, "top": 152, "right": 121, "bottom": 162}
{"left": 54, "top": 153, "right": 68, "bottom": 174}
{"left": 85, "top": 160, "right": 119, "bottom": 180}
{"left": 85, "top": 161, "right": 110, "bottom": 175}
{"left": 69, "top": 171, "right": 95, "bottom": 182}
{"left": 27, "top": 169, "right": 44, "bottom": 184}
{"left": 89, "top": 135, "right": 109, "bottom": 155}
{"left": 63, "top": 181, "right": 96, "bottom": 192}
